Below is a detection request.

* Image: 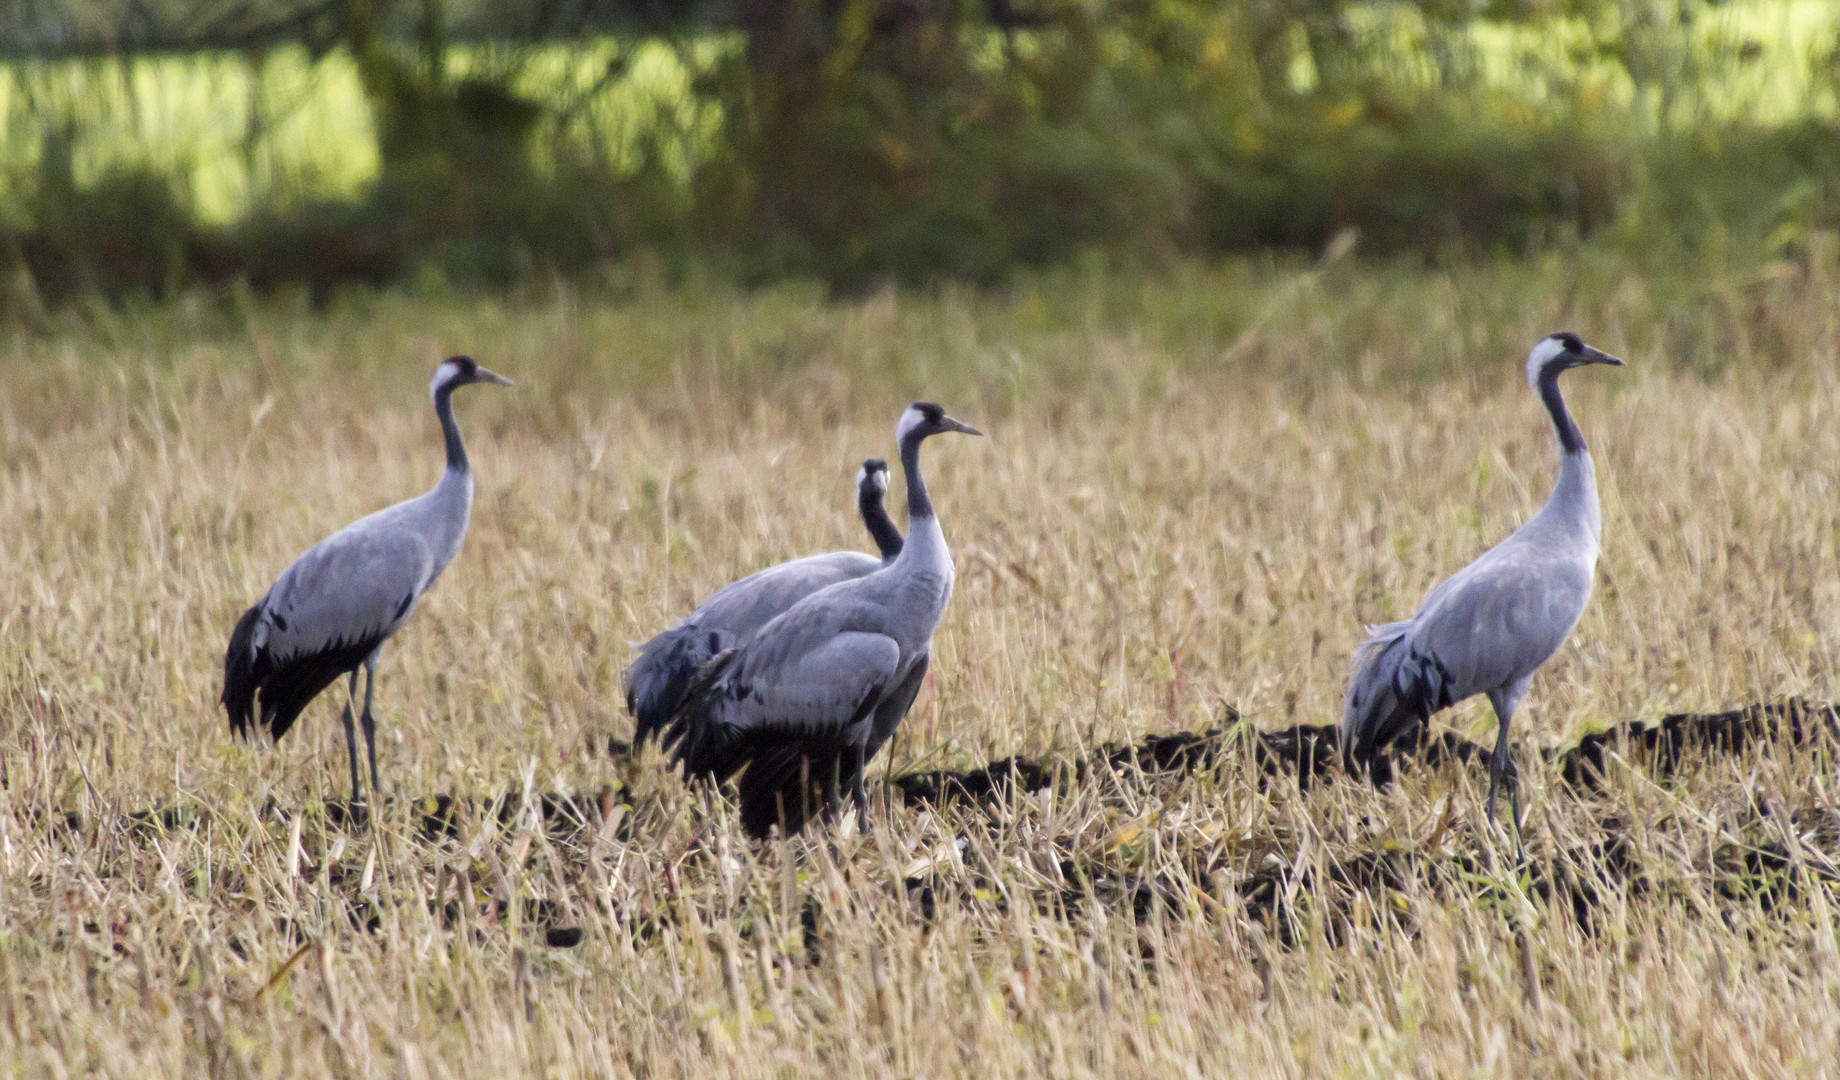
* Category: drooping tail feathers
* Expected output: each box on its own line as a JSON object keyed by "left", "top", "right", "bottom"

{"left": 657, "top": 646, "right": 745, "bottom": 781}
{"left": 1340, "top": 620, "right": 1455, "bottom": 773}
{"left": 222, "top": 603, "right": 264, "bottom": 738}
{"left": 663, "top": 651, "right": 866, "bottom": 840}
{"left": 250, "top": 637, "right": 383, "bottom": 741}
{"left": 223, "top": 604, "right": 382, "bottom": 744}
{"left": 734, "top": 741, "right": 846, "bottom": 840}
{"left": 625, "top": 625, "right": 735, "bottom": 747}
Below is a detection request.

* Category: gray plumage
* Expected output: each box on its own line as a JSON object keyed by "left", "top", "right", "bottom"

{"left": 1342, "top": 332, "right": 1623, "bottom": 836}
{"left": 624, "top": 459, "right": 903, "bottom": 746}
{"left": 223, "top": 356, "right": 512, "bottom": 806}
{"left": 662, "top": 402, "right": 981, "bottom": 838}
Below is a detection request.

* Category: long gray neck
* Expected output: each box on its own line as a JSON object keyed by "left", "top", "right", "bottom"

{"left": 422, "top": 384, "right": 476, "bottom": 573}
{"left": 1532, "top": 368, "right": 1601, "bottom": 543}
{"left": 899, "top": 430, "right": 932, "bottom": 520}
{"left": 435, "top": 383, "right": 468, "bottom": 474}
{"left": 1537, "top": 368, "right": 1584, "bottom": 456}
{"left": 860, "top": 486, "right": 904, "bottom": 560}
{"left": 894, "top": 429, "right": 949, "bottom": 570}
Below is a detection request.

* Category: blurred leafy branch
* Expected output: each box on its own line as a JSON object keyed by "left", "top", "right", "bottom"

{"left": 1, "top": 0, "right": 1836, "bottom": 307}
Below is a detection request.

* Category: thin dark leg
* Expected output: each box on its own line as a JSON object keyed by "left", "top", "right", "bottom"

{"left": 1487, "top": 709, "right": 1526, "bottom": 860}
{"left": 360, "top": 655, "right": 380, "bottom": 799}
{"left": 797, "top": 755, "right": 811, "bottom": 835}
{"left": 825, "top": 755, "right": 842, "bottom": 820}
{"left": 850, "top": 740, "right": 869, "bottom": 827}
{"left": 1507, "top": 759, "right": 1527, "bottom": 861}
{"left": 1486, "top": 713, "right": 1510, "bottom": 823}
{"left": 340, "top": 670, "right": 363, "bottom": 807}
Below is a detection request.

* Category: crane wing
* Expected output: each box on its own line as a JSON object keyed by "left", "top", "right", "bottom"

{"left": 674, "top": 629, "right": 901, "bottom": 774}
{"left": 226, "top": 521, "right": 438, "bottom": 741}
{"left": 258, "top": 523, "right": 438, "bottom": 665}
{"left": 667, "top": 606, "right": 903, "bottom": 838}
{"left": 624, "top": 551, "right": 885, "bottom": 743}
{"left": 1409, "top": 554, "right": 1592, "bottom": 702}
{"left": 690, "top": 552, "right": 884, "bottom": 639}
{"left": 1345, "top": 542, "right": 1593, "bottom": 764}
{"left": 861, "top": 650, "right": 927, "bottom": 766}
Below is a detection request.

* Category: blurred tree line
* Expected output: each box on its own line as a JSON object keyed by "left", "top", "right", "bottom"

{"left": 3, "top": 0, "right": 1838, "bottom": 303}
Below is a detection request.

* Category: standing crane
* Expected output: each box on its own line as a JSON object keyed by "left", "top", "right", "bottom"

{"left": 662, "top": 403, "right": 981, "bottom": 838}
{"left": 625, "top": 459, "right": 904, "bottom": 746}
{"left": 222, "top": 356, "right": 513, "bottom": 807}
{"left": 1342, "top": 332, "right": 1623, "bottom": 843}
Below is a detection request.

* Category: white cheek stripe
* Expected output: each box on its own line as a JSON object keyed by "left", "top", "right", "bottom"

{"left": 1525, "top": 337, "right": 1567, "bottom": 386}
{"left": 895, "top": 407, "right": 925, "bottom": 444}
{"left": 430, "top": 361, "right": 459, "bottom": 397}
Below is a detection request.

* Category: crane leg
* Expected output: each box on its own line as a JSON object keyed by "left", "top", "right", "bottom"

{"left": 341, "top": 669, "right": 363, "bottom": 808}
{"left": 1508, "top": 767, "right": 1527, "bottom": 861}
{"left": 360, "top": 654, "right": 381, "bottom": 801}
{"left": 1485, "top": 696, "right": 1526, "bottom": 861}
{"left": 850, "top": 740, "right": 869, "bottom": 828}
{"left": 1485, "top": 716, "right": 1508, "bottom": 823}
{"left": 824, "top": 756, "right": 842, "bottom": 821}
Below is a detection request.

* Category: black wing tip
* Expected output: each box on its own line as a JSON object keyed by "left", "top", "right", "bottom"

{"left": 1340, "top": 633, "right": 1450, "bottom": 774}
{"left": 1340, "top": 727, "right": 1377, "bottom": 777}
{"left": 1342, "top": 692, "right": 1419, "bottom": 772}
{"left": 248, "top": 634, "right": 385, "bottom": 743}
{"left": 658, "top": 646, "right": 746, "bottom": 776}
{"left": 223, "top": 603, "right": 265, "bottom": 738}
{"left": 734, "top": 737, "right": 866, "bottom": 840}
{"left": 736, "top": 744, "right": 825, "bottom": 839}
{"left": 626, "top": 626, "right": 733, "bottom": 747}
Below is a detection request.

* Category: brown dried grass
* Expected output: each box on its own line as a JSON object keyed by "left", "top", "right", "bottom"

{"left": 2, "top": 250, "right": 1839, "bottom": 1076}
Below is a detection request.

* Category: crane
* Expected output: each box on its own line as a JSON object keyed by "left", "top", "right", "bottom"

{"left": 663, "top": 403, "right": 981, "bottom": 837}
{"left": 1342, "top": 332, "right": 1622, "bottom": 845}
{"left": 222, "top": 356, "right": 512, "bottom": 808}
{"left": 625, "top": 458, "right": 903, "bottom": 746}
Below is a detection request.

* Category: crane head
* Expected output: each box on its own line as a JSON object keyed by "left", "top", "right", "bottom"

{"left": 431, "top": 356, "right": 516, "bottom": 398}
{"left": 1526, "top": 332, "right": 1622, "bottom": 388}
{"left": 896, "top": 402, "right": 983, "bottom": 445}
{"left": 857, "top": 459, "right": 891, "bottom": 494}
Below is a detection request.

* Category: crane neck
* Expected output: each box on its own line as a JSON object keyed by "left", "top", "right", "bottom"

{"left": 1537, "top": 366, "right": 1585, "bottom": 456}
{"left": 1534, "top": 367, "right": 1601, "bottom": 542}
{"left": 433, "top": 383, "right": 469, "bottom": 475}
{"left": 898, "top": 429, "right": 933, "bottom": 521}
{"left": 893, "top": 429, "right": 951, "bottom": 573}
{"left": 860, "top": 486, "right": 904, "bottom": 560}
{"left": 419, "top": 383, "right": 477, "bottom": 575}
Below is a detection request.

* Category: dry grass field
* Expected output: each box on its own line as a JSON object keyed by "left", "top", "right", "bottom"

{"left": 2, "top": 250, "right": 1840, "bottom": 1076}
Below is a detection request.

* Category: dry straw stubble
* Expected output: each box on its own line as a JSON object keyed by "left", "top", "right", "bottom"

{"left": 0, "top": 253, "right": 1838, "bottom": 1076}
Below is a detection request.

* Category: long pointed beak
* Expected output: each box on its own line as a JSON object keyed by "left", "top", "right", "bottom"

{"left": 476, "top": 366, "right": 515, "bottom": 386}
{"left": 1582, "top": 346, "right": 1623, "bottom": 367}
{"left": 943, "top": 417, "right": 983, "bottom": 436}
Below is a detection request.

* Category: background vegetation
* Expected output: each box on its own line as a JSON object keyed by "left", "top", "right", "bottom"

{"left": 2, "top": 0, "right": 1839, "bottom": 303}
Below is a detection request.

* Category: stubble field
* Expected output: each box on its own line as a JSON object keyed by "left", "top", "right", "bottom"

{"left": 2, "top": 251, "right": 1839, "bottom": 1076}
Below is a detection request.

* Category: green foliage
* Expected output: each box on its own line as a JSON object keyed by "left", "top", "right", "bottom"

{"left": 1631, "top": 120, "right": 1840, "bottom": 261}
{"left": 19, "top": 158, "right": 201, "bottom": 301}
{"left": 1, "top": 0, "right": 1837, "bottom": 301}
{"left": 1194, "top": 104, "right": 1631, "bottom": 254}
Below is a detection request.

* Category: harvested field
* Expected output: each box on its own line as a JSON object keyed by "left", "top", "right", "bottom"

{"left": 2, "top": 258, "right": 1840, "bottom": 1075}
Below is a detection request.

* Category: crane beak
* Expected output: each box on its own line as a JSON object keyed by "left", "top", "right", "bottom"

{"left": 1580, "top": 346, "right": 1623, "bottom": 367}
{"left": 942, "top": 417, "right": 983, "bottom": 437}
{"left": 475, "top": 366, "right": 516, "bottom": 386}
